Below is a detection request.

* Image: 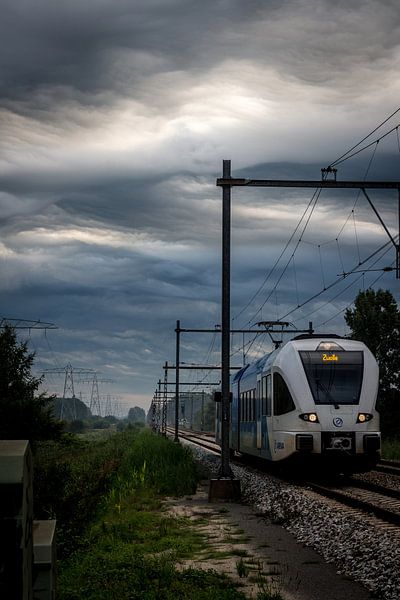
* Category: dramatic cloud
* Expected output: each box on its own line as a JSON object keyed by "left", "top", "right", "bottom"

{"left": 0, "top": 0, "right": 399, "bottom": 413}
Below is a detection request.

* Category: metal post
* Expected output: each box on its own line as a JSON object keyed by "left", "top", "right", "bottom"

{"left": 220, "top": 160, "right": 233, "bottom": 478}
{"left": 175, "top": 320, "right": 180, "bottom": 442}
{"left": 209, "top": 160, "right": 241, "bottom": 501}
{"left": 201, "top": 390, "right": 204, "bottom": 431}
{"left": 157, "top": 379, "right": 161, "bottom": 433}
{"left": 162, "top": 363, "right": 168, "bottom": 436}
{"left": 397, "top": 190, "right": 400, "bottom": 279}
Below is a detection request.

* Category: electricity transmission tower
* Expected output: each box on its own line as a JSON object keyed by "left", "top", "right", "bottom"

{"left": 78, "top": 373, "right": 113, "bottom": 416}
{"left": 42, "top": 363, "right": 95, "bottom": 420}
{"left": 0, "top": 318, "right": 57, "bottom": 330}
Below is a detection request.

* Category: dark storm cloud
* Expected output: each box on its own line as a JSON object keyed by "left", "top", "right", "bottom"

{"left": 1, "top": 0, "right": 399, "bottom": 411}
{"left": 2, "top": 0, "right": 399, "bottom": 101}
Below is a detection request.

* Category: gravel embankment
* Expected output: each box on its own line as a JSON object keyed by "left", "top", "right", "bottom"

{"left": 353, "top": 470, "right": 400, "bottom": 493}
{"left": 196, "top": 449, "right": 400, "bottom": 600}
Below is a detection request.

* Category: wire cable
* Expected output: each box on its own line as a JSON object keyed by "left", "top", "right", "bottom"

{"left": 315, "top": 257, "right": 396, "bottom": 328}
{"left": 279, "top": 236, "right": 397, "bottom": 321}
{"left": 328, "top": 106, "right": 400, "bottom": 167}
{"left": 297, "top": 239, "right": 395, "bottom": 324}
{"left": 232, "top": 187, "right": 323, "bottom": 325}
{"left": 249, "top": 187, "right": 323, "bottom": 324}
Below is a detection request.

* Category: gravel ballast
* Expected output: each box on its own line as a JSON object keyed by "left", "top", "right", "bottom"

{"left": 196, "top": 449, "right": 400, "bottom": 600}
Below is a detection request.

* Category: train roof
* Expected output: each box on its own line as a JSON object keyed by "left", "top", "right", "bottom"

{"left": 231, "top": 348, "right": 277, "bottom": 383}
{"left": 292, "top": 333, "right": 343, "bottom": 341}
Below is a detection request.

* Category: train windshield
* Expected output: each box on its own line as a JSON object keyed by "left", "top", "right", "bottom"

{"left": 299, "top": 351, "right": 363, "bottom": 405}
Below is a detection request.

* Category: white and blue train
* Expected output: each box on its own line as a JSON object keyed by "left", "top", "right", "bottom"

{"left": 216, "top": 334, "right": 381, "bottom": 472}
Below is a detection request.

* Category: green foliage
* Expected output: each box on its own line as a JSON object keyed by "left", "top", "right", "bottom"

{"left": 0, "top": 325, "right": 63, "bottom": 444}
{"left": 345, "top": 289, "right": 400, "bottom": 437}
{"left": 345, "top": 288, "right": 400, "bottom": 392}
{"left": 193, "top": 398, "right": 216, "bottom": 432}
{"left": 381, "top": 437, "right": 400, "bottom": 460}
{"left": 66, "top": 420, "right": 86, "bottom": 433}
{"left": 130, "top": 430, "right": 202, "bottom": 495}
{"left": 236, "top": 557, "right": 250, "bottom": 578}
{"left": 34, "top": 432, "right": 132, "bottom": 556}
{"left": 57, "top": 429, "right": 246, "bottom": 600}
{"left": 127, "top": 405, "right": 146, "bottom": 424}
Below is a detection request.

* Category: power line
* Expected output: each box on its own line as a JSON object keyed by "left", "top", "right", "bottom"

{"left": 232, "top": 187, "right": 323, "bottom": 325}
{"left": 279, "top": 236, "right": 397, "bottom": 321}
{"left": 248, "top": 187, "right": 323, "bottom": 324}
{"left": 328, "top": 106, "right": 400, "bottom": 167}
{"left": 330, "top": 124, "right": 399, "bottom": 167}
{"left": 296, "top": 240, "right": 395, "bottom": 324}
{"left": 315, "top": 258, "right": 396, "bottom": 328}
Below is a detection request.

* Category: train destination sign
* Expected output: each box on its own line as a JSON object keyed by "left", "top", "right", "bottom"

{"left": 322, "top": 353, "right": 339, "bottom": 362}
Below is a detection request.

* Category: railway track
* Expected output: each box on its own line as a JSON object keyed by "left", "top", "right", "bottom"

{"left": 165, "top": 427, "right": 221, "bottom": 454}
{"left": 168, "top": 428, "right": 400, "bottom": 528}
{"left": 374, "top": 459, "right": 400, "bottom": 477}
{"left": 305, "top": 479, "right": 400, "bottom": 527}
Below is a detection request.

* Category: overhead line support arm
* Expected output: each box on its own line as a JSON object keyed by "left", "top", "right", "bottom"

{"left": 216, "top": 178, "right": 400, "bottom": 189}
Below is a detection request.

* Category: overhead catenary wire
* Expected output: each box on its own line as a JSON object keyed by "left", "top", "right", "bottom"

{"left": 261, "top": 127, "right": 395, "bottom": 326}
{"left": 328, "top": 106, "right": 400, "bottom": 167}
{"left": 279, "top": 235, "right": 398, "bottom": 321}
{"left": 315, "top": 257, "right": 397, "bottom": 328}
{"left": 248, "top": 187, "right": 323, "bottom": 325}
{"left": 232, "top": 120, "right": 391, "bottom": 330}
{"left": 295, "top": 238, "right": 396, "bottom": 325}
{"left": 329, "top": 125, "right": 400, "bottom": 167}
{"left": 225, "top": 111, "right": 399, "bottom": 370}
{"left": 232, "top": 186, "right": 324, "bottom": 325}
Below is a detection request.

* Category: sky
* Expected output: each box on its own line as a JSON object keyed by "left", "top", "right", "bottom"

{"left": 1, "top": 0, "right": 399, "bottom": 415}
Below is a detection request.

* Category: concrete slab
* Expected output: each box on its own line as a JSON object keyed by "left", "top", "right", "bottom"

{"left": 33, "top": 520, "right": 56, "bottom": 564}
{"left": 0, "top": 440, "right": 30, "bottom": 484}
{"left": 225, "top": 502, "right": 372, "bottom": 600}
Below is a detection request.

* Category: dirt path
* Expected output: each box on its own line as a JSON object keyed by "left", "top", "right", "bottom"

{"left": 164, "top": 480, "right": 373, "bottom": 600}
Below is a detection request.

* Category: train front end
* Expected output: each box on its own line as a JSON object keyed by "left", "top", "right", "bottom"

{"left": 276, "top": 336, "right": 381, "bottom": 471}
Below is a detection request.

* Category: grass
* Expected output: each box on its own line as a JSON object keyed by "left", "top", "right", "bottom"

{"left": 34, "top": 429, "right": 136, "bottom": 557}
{"left": 56, "top": 429, "right": 250, "bottom": 600}
{"left": 381, "top": 437, "right": 400, "bottom": 460}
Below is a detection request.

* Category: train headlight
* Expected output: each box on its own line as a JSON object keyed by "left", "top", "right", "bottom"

{"left": 357, "top": 413, "right": 373, "bottom": 423}
{"left": 299, "top": 413, "right": 319, "bottom": 423}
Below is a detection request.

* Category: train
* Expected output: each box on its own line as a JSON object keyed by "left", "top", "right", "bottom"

{"left": 216, "top": 334, "right": 381, "bottom": 472}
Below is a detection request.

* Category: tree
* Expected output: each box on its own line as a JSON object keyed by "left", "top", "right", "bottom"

{"left": 345, "top": 289, "right": 399, "bottom": 392}
{"left": 127, "top": 406, "right": 146, "bottom": 424}
{"left": 0, "top": 326, "right": 63, "bottom": 444}
{"left": 345, "top": 289, "right": 400, "bottom": 437}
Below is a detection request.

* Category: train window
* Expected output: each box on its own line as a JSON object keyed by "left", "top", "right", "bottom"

{"left": 249, "top": 389, "right": 252, "bottom": 421}
{"left": 273, "top": 373, "right": 296, "bottom": 415}
{"left": 261, "top": 375, "right": 272, "bottom": 415}
{"left": 261, "top": 377, "right": 267, "bottom": 415}
{"left": 299, "top": 351, "right": 363, "bottom": 405}
{"left": 266, "top": 374, "right": 272, "bottom": 416}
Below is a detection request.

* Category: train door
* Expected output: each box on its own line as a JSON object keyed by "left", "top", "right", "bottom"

{"left": 261, "top": 373, "right": 272, "bottom": 459}
{"left": 256, "top": 379, "right": 262, "bottom": 450}
{"left": 271, "top": 372, "right": 296, "bottom": 457}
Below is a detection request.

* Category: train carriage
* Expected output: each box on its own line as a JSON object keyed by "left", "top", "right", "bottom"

{"left": 216, "top": 334, "right": 381, "bottom": 472}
